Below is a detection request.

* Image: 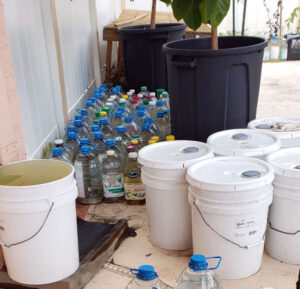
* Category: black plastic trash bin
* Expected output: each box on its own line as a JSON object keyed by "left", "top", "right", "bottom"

{"left": 119, "top": 23, "right": 186, "bottom": 92}
{"left": 163, "top": 36, "right": 267, "bottom": 141}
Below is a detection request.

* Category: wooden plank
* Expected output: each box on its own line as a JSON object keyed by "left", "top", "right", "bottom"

{"left": 0, "top": 220, "right": 129, "bottom": 289}
{"left": 105, "top": 40, "right": 113, "bottom": 83}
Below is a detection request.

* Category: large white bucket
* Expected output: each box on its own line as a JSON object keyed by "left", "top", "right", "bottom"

{"left": 207, "top": 129, "right": 281, "bottom": 159}
{"left": 266, "top": 148, "right": 300, "bottom": 264}
{"left": 138, "top": 141, "right": 213, "bottom": 250}
{"left": 248, "top": 117, "right": 300, "bottom": 148}
{"left": 0, "top": 160, "right": 79, "bottom": 285}
{"left": 187, "top": 157, "right": 274, "bottom": 279}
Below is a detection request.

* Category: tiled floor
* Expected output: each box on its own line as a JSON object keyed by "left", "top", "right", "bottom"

{"left": 85, "top": 61, "right": 300, "bottom": 289}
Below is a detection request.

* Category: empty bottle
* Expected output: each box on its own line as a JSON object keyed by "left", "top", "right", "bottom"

{"left": 74, "top": 145, "right": 103, "bottom": 204}
{"left": 74, "top": 119, "right": 90, "bottom": 139}
{"left": 122, "top": 115, "right": 139, "bottom": 136}
{"left": 105, "top": 139, "right": 123, "bottom": 165}
{"left": 139, "top": 86, "right": 150, "bottom": 98}
{"left": 80, "top": 109, "right": 93, "bottom": 127}
{"left": 174, "top": 255, "right": 222, "bottom": 289}
{"left": 92, "top": 131, "right": 106, "bottom": 164}
{"left": 131, "top": 139, "right": 141, "bottom": 152}
{"left": 111, "top": 111, "right": 124, "bottom": 130}
{"left": 126, "top": 265, "right": 167, "bottom": 289}
{"left": 156, "top": 111, "right": 171, "bottom": 141}
{"left": 89, "top": 97, "right": 101, "bottom": 111}
{"left": 140, "top": 123, "right": 155, "bottom": 147}
{"left": 148, "top": 101, "right": 157, "bottom": 119}
{"left": 116, "top": 126, "right": 131, "bottom": 147}
{"left": 99, "top": 118, "right": 114, "bottom": 138}
{"left": 50, "top": 147, "right": 72, "bottom": 164}
{"left": 75, "top": 114, "right": 90, "bottom": 131}
{"left": 102, "top": 150, "right": 124, "bottom": 203}
{"left": 144, "top": 117, "right": 160, "bottom": 136}
{"left": 64, "top": 131, "right": 79, "bottom": 161}
{"left": 53, "top": 138, "right": 72, "bottom": 159}
{"left": 135, "top": 110, "right": 147, "bottom": 126}
{"left": 162, "top": 91, "right": 170, "bottom": 109}
{"left": 85, "top": 100, "right": 97, "bottom": 120}
{"left": 90, "top": 124, "right": 100, "bottom": 134}
{"left": 124, "top": 152, "right": 145, "bottom": 205}
{"left": 156, "top": 88, "right": 165, "bottom": 99}
{"left": 94, "top": 90, "right": 104, "bottom": 108}
{"left": 130, "top": 99, "right": 139, "bottom": 113}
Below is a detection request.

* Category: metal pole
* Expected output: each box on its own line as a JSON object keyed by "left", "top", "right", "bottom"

{"left": 232, "top": 0, "right": 236, "bottom": 36}
{"left": 241, "top": 0, "right": 247, "bottom": 36}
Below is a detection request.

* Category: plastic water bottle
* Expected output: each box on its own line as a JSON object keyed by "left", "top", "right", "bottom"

{"left": 130, "top": 99, "right": 139, "bottom": 113}
{"left": 90, "top": 124, "right": 100, "bottom": 134}
{"left": 53, "top": 138, "right": 72, "bottom": 159}
{"left": 74, "top": 119, "right": 90, "bottom": 139}
{"left": 80, "top": 109, "right": 93, "bottom": 127}
{"left": 174, "top": 255, "right": 222, "bottom": 289}
{"left": 124, "top": 152, "right": 145, "bottom": 205}
{"left": 94, "top": 91, "right": 104, "bottom": 108}
{"left": 144, "top": 117, "right": 160, "bottom": 136}
{"left": 140, "top": 123, "right": 155, "bottom": 147}
{"left": 122, "top": 115, "right": 139, "bottom": 136}
{"left": 99, "top": 118, "right": 114, "bottom": 138}
{"left": 130, "top": 139, "right": 142, "bottom": 152}
{"left": 126, "top": 265, "right": 167, "bottom": 289}
{"left": 92, "top": 131, "right": 106, "bottom": 165}
{"left": 50, "top": 147, "right": 72, "bottom": 164}
{"left": 102, "top": 150, "right": 124, "bottom": 203}
{"left": 156, "top": 111, "right": 171, "bottom": 140}
{"left": 74, "top": 145, "right": 103, "bottom": 204}
{"left": 89, "top": 97, "right": 101, "bottom": 111}
{"left": 75, "top": 114, "right": 90, "bottom": 131}
{"left": 86, "top": 100, "right": 97, "bottom": 120}
{"left": 280, "top": 37, "right": 288, "bottom": 61}
{"left": 162, "top": 92, "right": 170, "bottom": 110}
{"left": 148, "top": 101, "right": 157, "bottom": 118}
{"left": 110, "top": 87, "right": 121, "bottom": 101}
{"left": 105, "top": 139, "right": 123, "bottom": 165}
{"left": 116, "top": 126, "right": 131, "bottom": 147}
{"left": 139, "top": 86, "right": 150, "bottom": 98}
{"left": 64, "top": 132, "right": 79, "bottom": 161}
{"left": 111, "top": 111, "right": 124, "bottom": 130}
{"left": 270, "top": 36, "right": 280, "bottom": 61}
{"left": 118, "top": 99, "right": 131, "bottom": 114}
{"left": 150, "top": 92, "right": 157, "bottom": 102}
{"left": 156, "top": 88, "right": 165, "bottom": 99}
{"left": 134, "top": 110, "right": 147, "bottom": 126}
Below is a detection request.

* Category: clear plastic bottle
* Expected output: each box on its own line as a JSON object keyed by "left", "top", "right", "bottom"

{"left": 148, "top": 101, "right": 157, "bottom": 119}
{"left": 140, "top": 123, "right": 155, "bottom": 147}
{"left": 280, "top": 37, "right": 288, "bottom": 61}
{"left": 118, "top": 99, "right": 131, "bottom": 115}
{"left": 174, "top": 255, "right": 222, "bottom": 289}
{"left": 75, "top": 114, "right": 90, "bottom": 131}
{"left": 92, "top": 131, "right": 106, "bottom": 165}
{"left": 131, "top": 139, "right": 142, "bottom": 152}
{"left": 111, "top": 111, "right": 124, "bottom": 131}
{"left": 74, "top": 119, "right": 90, "bottom": 139}
{"left": 99, "top": 87, "right": 108, "bottom": 102}
{"left": 110, "top": 87, "right": 121, "bottom": 101}
{"left": 122, "top": 115, "right": 139, "bottom": 136}
{"left": 64, "top": 132, "right": 79, "bottom": 162}
{"left": 126, "top": 265, "right": 167, "bottom": 289}
{"left": 74, "top": 145, "right": 103, "bottom": 204}
{"left": 99, "top": 118, "right": 114, "bottom": 138}
{"left": 139, "top": 86, "right": 150, "bottom": 98}
{"left": 80, "top": 109, "right": 93, "bottom": 127}
{"left": 149, "top": 92, "right": 157, "bottom": 102}
{"left": 134, "top": 110, "right": 147, "bottom": 127}
{"left": 156, "top": 88, "right": 165, "bottom": 99}
{"left": 144, "top": 117, "right": 160, "bottom": 136}
{"left": 102, "top": 150, "right": 124, "bottom": 203}
{"left": 270, "top": 36, "right": 280, "bottom": 61}
{"left": 130, "top": 99, "right": 139, "bottom": 113}
{"left": 90, "top": 124, "right": 100, "bottom": 134}
{"left": 94, "top": 91, "right": 104, "bottom": 108}
{"left": 53, "top": 139, "right": 72, "bottom": 160}
{"left": 105, "top": 138, "right": 124, "bottom": 165}
{"left": 89, "top": 97, "right": 101, "bottom": 111}
{"left": 124, "top": 152, "right": 145, "bottom": 205}
{"left": 162, "top": 91, "right": 170, "bottom": 110}
{"left": 50, "top": 147, "right": 72, "bottom": 164}
{"left": 116, "top": 126, "right": 132, "bottom": 148}
{"left": 156, "top": 111, "right": 171, "bottom": 141}
{"left": 85, "top": 100, "right": 97, "bottom": 120}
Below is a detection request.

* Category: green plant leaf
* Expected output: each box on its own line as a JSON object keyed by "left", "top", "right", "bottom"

{"left": 199, "top": 0, "right": 218, "bottom": 23}
{"left": 160, "top": 0, "right": 172, "bottom": 5}
{"left": 183, "top": 0, "right": 203, "bottom": 31}
{"left": 171, "top": 0, "right": 193, "bottom": 20}
{"left": 209, "top": 0, "right": 231, "bottom": 29}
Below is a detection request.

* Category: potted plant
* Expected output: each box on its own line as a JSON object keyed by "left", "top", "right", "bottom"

{"left": 119, "top": 0, "right": 186, "bottom": 92}
{"left": 161, "top": 0, "right": 268, "bottom": 141}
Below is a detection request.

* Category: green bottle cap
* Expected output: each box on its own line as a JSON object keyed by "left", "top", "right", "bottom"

{"left": 102, "top": 107, "right": 110, "bottom": 113}
{"left": 156, "top": 88, "right": 165, "bottom": 95}
{"left": 132, "top": 134, "right": 140, "bottom": 139}
{"left": 141, "top": 86, "right": 147, "bottom": 91}
{"left": 143, "top": 99, "right": 150, "bottom": 105}
{"left": 95, "top": 110, "right": 101, "bottom": 117}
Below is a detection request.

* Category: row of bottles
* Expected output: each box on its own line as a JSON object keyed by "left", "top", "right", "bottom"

{"left": 126, "top": 255, "right": 222, "bottom": 289}
{"left": 47, "top": 84, "right": 174, "bottom": 205}
{"left": 264, "top": 36, "right": 288, "bottom": 62}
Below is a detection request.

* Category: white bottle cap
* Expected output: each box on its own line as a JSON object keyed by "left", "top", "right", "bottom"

{"left": 130, "top": 89, "right": 135, "bottom": 93}
{"left": 149, "top": 101, "right": 156, "bottom": 106}
{"left": 137, "top": 93, "right": 143, "bottom": 99}
{"left": 128, "top": 152, "right": 138, "bottom": 158}
{"left": 54, "top": 139, "right": 64, "bottom": 146}
{"left": 106, "top": 150, "right": 115, "bottom": 156}
{"left": 150, "top": 92, "right": 156, "bottom": 97}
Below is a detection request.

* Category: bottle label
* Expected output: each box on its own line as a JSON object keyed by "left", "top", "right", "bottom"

{"left": 75, "top": 166, "right": 85, "bottom": 198}
{"left": 103, "top": 174, "right": 124, "bottom": 198}
{"left": 124, "top": 172, "right": 145, "bottom": 201}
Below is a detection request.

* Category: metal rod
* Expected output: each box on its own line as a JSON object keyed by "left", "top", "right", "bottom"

{"left": 232, "top": 0, "right": 236, "bottom": 36}
{"left": 241, "top": 0, "right": 247, "bottom": 36}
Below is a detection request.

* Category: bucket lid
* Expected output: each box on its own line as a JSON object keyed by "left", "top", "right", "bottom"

{"left": 207, "top": 129, "right": 281, "bottom": 156}
{"left": 267, "top": 148, "right": 300, "bottom": 178}
{"left": 187, "top": 156, "right": 274, "bottom": 191}
{"left": 248, "top": 117, "right": 300, "bottom": 140}
{"left": 138, "top": 140, "right": 213, "bottom": 169}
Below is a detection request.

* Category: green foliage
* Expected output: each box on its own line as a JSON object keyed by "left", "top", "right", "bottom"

{"left": 285, "top": 7, "right": 300, "bottom": 30}
{"left": 163, "top": 0, "right": 231, "bottom": 30}
{"left": 41, "top": 142, "right": 54, "bottom": 159}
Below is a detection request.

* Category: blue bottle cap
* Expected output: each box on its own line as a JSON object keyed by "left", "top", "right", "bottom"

{"left": 67, "top": 132, "right": 77, "bottom": 140}
{"left": 144, "top": 117, "right": 153, "bottom": 124}
{"left": 89, "top": 97, "right": 97, "bottom": 103}
{"left": 67, "top": 125, "right": 76, "bottom": 132}
{"left": 105, "top": 139, "right": 115, "bottom": 147}
{"left": 136, "top": 110, "right": 145, "bottom": 117}
{"left": 94, "top": 91, "right": 102, "bottom": 99}
{"left": 117, "top": 106, "right": 125, "bottom": 112}
{"left": 94, "top": 87, "right": 100, "bottom": 94}
{"left": 100, "top": 83, "right": 108, "bottom": 88}
{"left": 131, "top": 265, "right": 158, "bottom": 281}
{"left": 116, "top": 85, "right": 122, "bottom": 90}
{"left": 80, "top": 109, "right": 88, "bottom": 116}
{"left": 75, "top": 114, "right": 83, "bottom": 120}
{"left": 116, "top": 126, "right": 127, "bottom": 133}
{"left": 141, "top": 123, "right": 150, "bottom": 131}
{"left": 93, "top": 132, "right": 104, "bottom": 140}
{"left": 138, "top": 105, "right": 146, "bottom": 111}
{"left": 99, "top": 87, "right": 105, "bottom": 93}
{"left": 156, "top": 100, "right": 164, "bottom": 107}
{"left": 188, "top": 255, "right": 222, "bottom": 272}
{"left": 124, "top": 116, "right": 132, "bottom": 123}
{"left": 52, "top": 147, "right": 63, "bottom": 157}
{"left": 91, "top": 124, "right": 100, "bottom": 132}
{"left": 110, "top": 87, "right": 118, "bottom": 94}
{"left": 85, "top": 100, "right": 93, "bottom": 107}
{"left": 156, "top": 111, "right": 164, "bottom": 118}
{"left": 80, "top": 145, "right": 91, "bottom": 155}
{"left": 74, "top": 119, "right": 83, "bottom": 127}
{"left": 99, "top": 118, "right": 109, "bottom": 125}
{"left": 80, "top": 138, "right": 90, "bottom": 146}
{"left": 114, "top": 111, "right": 123, "bottom": 118}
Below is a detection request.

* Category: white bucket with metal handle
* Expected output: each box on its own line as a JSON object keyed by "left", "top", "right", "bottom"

{"left": 0, "top": 160, "right": 79, "bottom": 285}
{"left": 266, "top": 148, "right": 300, "bottom": 264}
{"left": 186, "top": 156, "right": 274, "bottom": 279}
{"left": 138, "top": 140, "right": 213, "bottom": 250}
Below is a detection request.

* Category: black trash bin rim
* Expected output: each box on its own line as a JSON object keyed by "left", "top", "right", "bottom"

{"left": 163, "top": 36, "right": 267, "bottom": 56}
{"left": 119, "top": 23, "right": 186, "bottom": 34}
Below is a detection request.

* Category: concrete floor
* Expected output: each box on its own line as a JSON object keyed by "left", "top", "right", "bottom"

{"left": 84, "top": 61, "right": 300, "bottom": 289}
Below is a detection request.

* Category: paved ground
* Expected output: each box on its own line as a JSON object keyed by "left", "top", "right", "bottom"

{"left": 84, "top": 61, "right": 300, "bottom": 289}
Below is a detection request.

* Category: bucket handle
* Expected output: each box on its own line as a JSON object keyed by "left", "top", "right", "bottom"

{"left": 193, "top": 200, "right": 265, "bottom": 250}
{"left": 0, "top": 200, "right": 54, "bottom": 249}
{"left": 268, "top": 221, "right": 300, "bottom": 235}
{"left": 170, "top": 56, "right": 197, "bottom": 68}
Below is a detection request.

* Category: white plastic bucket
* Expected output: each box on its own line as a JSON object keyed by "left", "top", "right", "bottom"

{"left": 207, "top": 129, "right": 281, "bottom": 159}
{"left": 186, "top": 157, "right": 274, "bottom": 279}
{"left": 0, "top": 160, "right": 79, "bottom": 285}
{"left": 138, "top": 140, "right": 213, "bottom": 250}
{"left": 248, "top": 117, "right": 300, "bottom": 148}
{"left": 266, "top": 148, "right": 300, "bottom": 264}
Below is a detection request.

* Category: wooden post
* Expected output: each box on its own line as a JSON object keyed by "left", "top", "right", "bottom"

{"left": 50, "top": 0, "right": 69, "bottom": 125}
{"left": 211, "top": 28, "right": 218, "bottom": 50}
{"left": 150, "top": 0, "right": 157, "bottom": 29}
{"left": 105, "top": 40, "right": 113, "bottom": 83}
{"left": 117, "top": 41, "right": 122, "bottom": 77}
